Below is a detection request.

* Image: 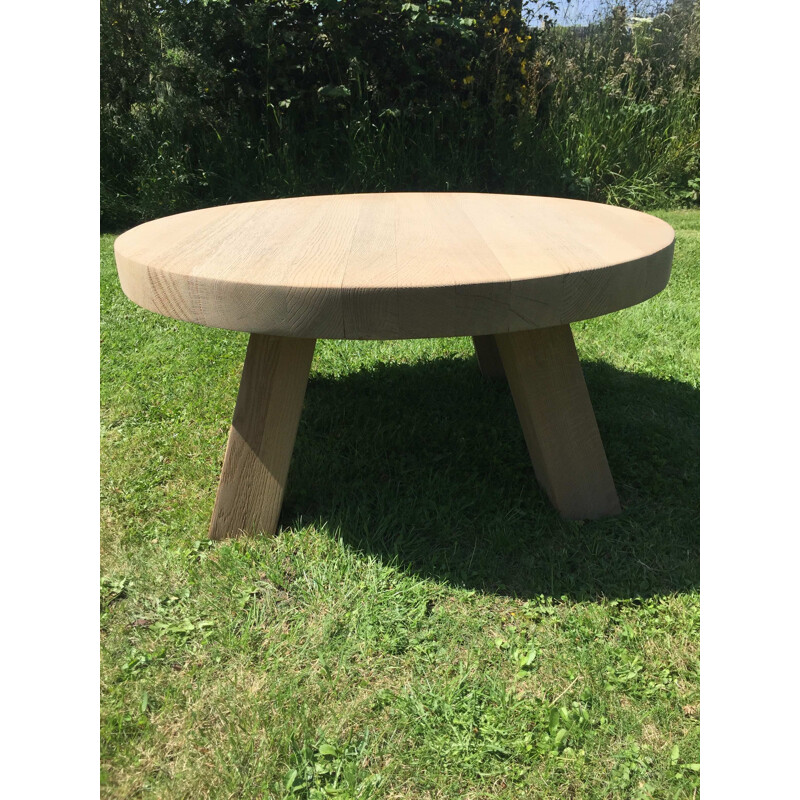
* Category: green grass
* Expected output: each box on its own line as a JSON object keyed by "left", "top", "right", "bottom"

{"left": 100, "top": 209, "right": 699, "bottom": 798}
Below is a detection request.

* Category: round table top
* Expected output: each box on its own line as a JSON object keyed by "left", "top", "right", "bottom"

{"left": 115, "top": 192, "right": 674, "bottom": 339}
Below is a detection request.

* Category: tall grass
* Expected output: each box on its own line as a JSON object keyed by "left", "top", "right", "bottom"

{"left": 530, "top": 1, "right": 700, "bottom": 206}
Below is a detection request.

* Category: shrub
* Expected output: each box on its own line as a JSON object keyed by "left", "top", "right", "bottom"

{"left": 100, "top": 0, "right": 699, "bottom": 229}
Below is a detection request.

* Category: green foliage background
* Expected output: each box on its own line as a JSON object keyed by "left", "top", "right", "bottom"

{"left": 100, "top": 0, "right": 699, "bottom": 229}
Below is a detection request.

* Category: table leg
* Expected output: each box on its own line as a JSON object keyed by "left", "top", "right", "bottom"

{"left": 209, "top": 334, "right": 316, "bottom": 540}
{"left": 472, "top": 335, "right": 506, "bottom": 380}
{"left": 494, "top": 325, "right": 620, "bottom": 520}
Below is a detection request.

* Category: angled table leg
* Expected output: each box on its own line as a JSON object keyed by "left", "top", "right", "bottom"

{"left": 472, "top": 335, "right": 507, "bottom": 380}
{"left": 209, "top": 334, "right": 316, "bottom": 540}
{"left": 494, "top": 325, "right": 620, "bottom": 520}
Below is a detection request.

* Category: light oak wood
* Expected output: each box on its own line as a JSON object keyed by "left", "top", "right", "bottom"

{"left": 495, "top": 325, "right": 620, "bottom": 520}
{"left": 115, "top": 193, "right": 674, "bottom": 340}
{"left": 115, "top": 194, "right": 674, "bottom": 534}
{"left": 472, "top": 335, "right": 506, "bottom": 380}
{"left": 208, "top": 334, "right": 316, "bottom": 539}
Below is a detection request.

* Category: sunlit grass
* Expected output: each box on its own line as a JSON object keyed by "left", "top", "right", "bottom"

{"left": 100, "top": 209, "right": 699, "bottom": 798}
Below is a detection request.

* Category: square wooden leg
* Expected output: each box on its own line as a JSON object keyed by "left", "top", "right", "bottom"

{"left": 209, "top": 334, "right": 316, "bottom": 539}
{"left": 472, "top": 334, "right": 507, "bottom": 380}
{"left": 494, "top": 325, "right": 620, "bottom": 520}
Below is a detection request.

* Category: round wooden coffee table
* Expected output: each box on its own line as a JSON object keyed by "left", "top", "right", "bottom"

{"left": 115, "top": 193, "right": 674, "bottom": 539}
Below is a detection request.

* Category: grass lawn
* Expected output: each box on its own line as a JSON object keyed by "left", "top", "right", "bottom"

{"left": 100, "top": 208, "right": 699, "bottom": 799}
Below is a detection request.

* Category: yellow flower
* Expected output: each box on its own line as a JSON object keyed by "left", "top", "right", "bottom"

{"left": 434, "top": 37, "right": 442, "bottom": 46}
{"left": 463, "top": 75, "right": 475, "bottom": 85}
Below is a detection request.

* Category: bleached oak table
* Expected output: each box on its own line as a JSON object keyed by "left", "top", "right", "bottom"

{"left": 115, "top": 193, "right": 674, "bottom": 539}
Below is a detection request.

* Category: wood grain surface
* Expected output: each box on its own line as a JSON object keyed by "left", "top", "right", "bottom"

{"left": 472, "top": 335, "right": 507, "bottom": 380}
{"left": 495, "top": 325, "right": 620, "bottom": 519}
{"left": 208, "top": 334, "right": 316, "bottom": 539}
{"left": 115, "top": 193, "right": 674, "bottom": 340}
